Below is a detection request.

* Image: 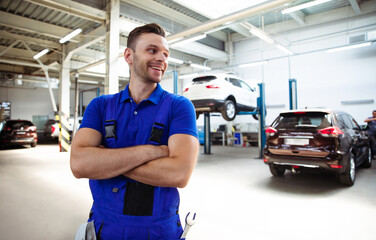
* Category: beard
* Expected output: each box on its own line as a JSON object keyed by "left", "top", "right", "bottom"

{"left": 132, "top": 53, "right": 164, "bottom": 84}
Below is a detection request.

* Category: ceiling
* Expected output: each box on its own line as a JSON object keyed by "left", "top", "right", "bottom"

{"left": 0, "top": 0, "right": 375, "bottom": 87}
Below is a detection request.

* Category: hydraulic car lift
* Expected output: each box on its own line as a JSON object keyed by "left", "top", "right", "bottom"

{"left": 201, "top": 83, "right": 267, "bottom": 158}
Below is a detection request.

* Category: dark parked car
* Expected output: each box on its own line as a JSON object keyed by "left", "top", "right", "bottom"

{"left": 263, "top": 109, "right": 372, "bottom": 186}
{"left": 0, "top": 119, "right": 38, "bottom": 148}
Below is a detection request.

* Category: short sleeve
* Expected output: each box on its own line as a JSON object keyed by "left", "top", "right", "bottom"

{"left": 169, "top": 95, "right": 198, "bottom": 139}
{"left": 79, "top": 96, "right": 105, "bottom": 134}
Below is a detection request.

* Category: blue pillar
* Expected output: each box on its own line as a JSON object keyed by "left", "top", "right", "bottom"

{"left": 257, "top": 82, "right": 266, "bottom": 158}
{"left": 204, "top": 112, "right": 211, "bottom": 154}
{"left": 289, "top": 79, "right": 297, "bottom": 110}
{"left": 173, "top": 70, "right": 178, "bottom": 95}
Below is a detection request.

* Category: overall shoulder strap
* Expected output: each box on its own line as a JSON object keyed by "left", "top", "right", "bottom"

{"left": 148, "top": 93, "right": 173, "bottom": 145}
{"left": 104, "top": 94, "right": 118, "bottom": 148}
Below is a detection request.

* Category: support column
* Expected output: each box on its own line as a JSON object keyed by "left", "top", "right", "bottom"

{"left": 289, "top": 78, "right": 298, "bottom": 110}
{"left": 105, "top": 0, "right": 120, "bottom": 94}
{"left": 204, "top": 112, "right": 211, "bottom": 154}
{"left": 59, "top": 45, "right": 71, "bottom": 152}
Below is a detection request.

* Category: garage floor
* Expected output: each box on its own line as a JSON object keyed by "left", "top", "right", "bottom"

{"left": 0, "top": 143, "right": 375, "bottom": 240}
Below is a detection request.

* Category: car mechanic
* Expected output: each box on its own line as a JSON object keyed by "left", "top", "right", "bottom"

{"left": 70, "top": 23, "right": 199, "bottom": 239}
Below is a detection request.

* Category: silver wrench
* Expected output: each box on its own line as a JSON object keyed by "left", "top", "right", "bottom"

{"left": 180, "top": 212, "right": 196, "bottom": 239}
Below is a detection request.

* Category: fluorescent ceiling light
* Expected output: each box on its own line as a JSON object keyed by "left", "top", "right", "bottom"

{"left": 276, "top": 44, "right": 294, "bottom": 55}
{"left": 59, "top": 28, "right": 82, "bottom": 44}
{"left": 282, "top": 0, "right": 331, "bottom": 14}
{"left": 249, "top": 28, "right": 274, "bottom": 44}
{"left": 239, "top": 61, "right": 268, "bottom": 68}
{"left": 170, "top": 34, "right": 207, "bottom": 48}
{"left": 190, "top": 63, "right": 212, "bottom": 71}
{"left": 78, "top": 79, "right": 100, "bottom": 84}
{"left": 326, "top": 42, "right": 372, "bottom": 53}
{"left": 33, "top": 49, "right": 49, "bottom": 59}
{"left": 179, "top": 73, "right": 199, "bottom": 79}
{"left": 168, "top": 57, "right": 184, "bottom": 64}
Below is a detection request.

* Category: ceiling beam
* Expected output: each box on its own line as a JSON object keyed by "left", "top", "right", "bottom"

{"left": 0, "top": 58, "right": 60, "bottom": 71}
{"left": 122, "top": 0, "right": 227, "bottom": 41}
{"left": 0, "top": 30, "right": 61, "bottom": 50}
{"left": 288, "top": 11, "right": 306, "bottom": 26}
{"left": 166, "top": 0, "right": 294, "bottom": 42}
{"left": 348, "top": 0, "right": 361, "bottom": 14}
{"left": 25, "top": 0, "right": 106, "bottom": 23}
{"left": 0, "top": 11, "right": 80, "bottom": 41}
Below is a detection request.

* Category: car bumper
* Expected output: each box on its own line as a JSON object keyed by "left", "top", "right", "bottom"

{"left": 191, "top": 99, "right": 225, "bottom": 112}
{"left": 9, "top": 137, "right": 37, "bottom": 145}
{"left": 263, "top": 151, "right": 346, "bottom": 173}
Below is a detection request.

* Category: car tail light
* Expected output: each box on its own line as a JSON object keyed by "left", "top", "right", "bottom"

{"left": 206, "top": 84, "right": 220, "bottom": 89}
{"left": 263, "top": 159, "right": 268, "bottom": 163}
{"left": 317, "top": 126, "right": 343, "bottom": 137}
{"left": 183, "top": 87, "right": 189, "bottom": 92}
{"left": 265, "top": 127, "right": 277, "bottom": 137}
{"left": 5, "top": 126, "right": 11, "bottom": 131}
{"left": 330, "top": 164, "right": 343, "bottom": 169}
{"left": 51, "top": 125, "right": 56, "bottom": 133}
{"left": 294, "top": 111, "right": 306, "bottom": 114}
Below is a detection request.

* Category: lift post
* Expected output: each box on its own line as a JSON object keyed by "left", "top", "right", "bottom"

{"left": 289, "top": 79, "right": 297, "bottom": 110}
{"left": 201, "top": 83, "right": 266, "bottom": 157}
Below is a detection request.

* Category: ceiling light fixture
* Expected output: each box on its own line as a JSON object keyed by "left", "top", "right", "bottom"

{"left": 276, "top": 44, "right": 294, "bottom": 55}
{"left": 282, "top": 0, "right": 332, "bottom": 14}
{"left": 249, "top": 28, "right": 274, "bottom": 44}
{"left": 190, "top": 63, "right": 211, "bottom": 71}
{"left": 170, "top": 34, "right": 207, "bottom": 48}
{"left": 168, "top": 57, "right": 184, "bottom": 64}
{"left": 326, "top": 42, "right": 372, "bottom": 53}
{"left": 239, "top": 60, "right": 268, "bottom": 68}
{"left": 33, "top": 49, "right": 49, "bottom": 59}
{"left": 59, "top": 28, "right": 82, "bottom": 44}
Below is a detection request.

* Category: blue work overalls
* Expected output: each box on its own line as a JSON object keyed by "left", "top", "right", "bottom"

{"left": 88, "top": 92, "right": 184, "bottom": 240}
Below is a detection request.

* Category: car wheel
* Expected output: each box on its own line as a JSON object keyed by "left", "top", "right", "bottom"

{"left": 339, "top": 151, "right": 355, "bottom": 186}
{"left": 361, "top": 146, "right": 372, "bottom": 168}
{"left": 269, "top": 164, "right": 285, "bottom": 177}
{"left": 31, "top": 142, "right": 36, "bottom": 148}
{"left": 221, "top": 100, "right": 236, "bottom": 121}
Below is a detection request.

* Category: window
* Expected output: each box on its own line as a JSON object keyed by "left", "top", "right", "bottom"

{"left": 228, "top": 78, "right": 241, "bottom": 88}
{"left": 239, "top": 80, "right": 253, "bottom": 91}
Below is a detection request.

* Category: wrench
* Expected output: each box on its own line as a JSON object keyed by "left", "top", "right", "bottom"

{"left": 180, "top": 212, "right": 196, "bottom": 239}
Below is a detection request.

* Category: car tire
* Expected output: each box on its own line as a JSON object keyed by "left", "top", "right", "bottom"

{"left": 361, "top": 146, "right": 372, "bottom": 168}
{"left": 269, "top": 164, "right": 285, "bottom": 177}
{"left": 31, "top": 142, "right": 36, "bottom": 148}
{"left": 221, "top": 100, "right": 236, "bottom": 121}
{"left": 339, "top": 151, "right": 355, "bottom": 186}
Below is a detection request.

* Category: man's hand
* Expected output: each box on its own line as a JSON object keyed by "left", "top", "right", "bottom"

{"left": 124, "top": 134, "right": 199, "bottom": 188}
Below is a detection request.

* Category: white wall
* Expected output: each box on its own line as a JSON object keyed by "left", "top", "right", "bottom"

{"left": 233, "top": 15, "right": 376, "bottom": 126}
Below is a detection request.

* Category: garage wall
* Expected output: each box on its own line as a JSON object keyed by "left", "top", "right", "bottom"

{"left": 0, "top": 87, "right": 59, "bottom": 121}
{"left": 233, "top": 15, "right": 376, "bottom": 126}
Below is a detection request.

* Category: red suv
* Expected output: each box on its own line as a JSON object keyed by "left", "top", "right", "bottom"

{"left": 0, "top": 120, "right": 38, "bottom": 148}
{"left": 263, "top": 109, "right": 372, "bottom": 186}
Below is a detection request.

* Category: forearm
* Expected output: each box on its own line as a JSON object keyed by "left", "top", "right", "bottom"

{"left": 71, "top": 145, "right": 163, "bottom": 180}
{"left": 365, "top": 118, "right": 376, "bottom": 122}
{"left": 124, "top": 134, "right": 199, "bottom": 188}
{"left": 124, "top": 156, "right": 195, "bottom": 188}
{"left": 70, "top": 128, "right": 169, "bottom": 180}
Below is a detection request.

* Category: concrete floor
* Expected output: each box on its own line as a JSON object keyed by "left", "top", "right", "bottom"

{"left": 0, "top": 143, "right": 375, "bottom": 240}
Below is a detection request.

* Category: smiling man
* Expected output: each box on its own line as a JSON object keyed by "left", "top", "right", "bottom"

{"left": 70, "top": 23, "right": 199, "bottom": 240}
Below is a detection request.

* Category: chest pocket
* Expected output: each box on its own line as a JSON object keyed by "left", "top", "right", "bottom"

{"left": 104, "top": 93, "right": 173, "bottom": 148}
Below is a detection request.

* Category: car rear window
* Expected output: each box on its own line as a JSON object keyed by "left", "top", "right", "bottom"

{"left": 273, "top": 112, "right": 332, "bottom": 130}
{"left": 6, "top": 120, "right": 33, "bottom": 128}
{"left": 192, "top": 76, "right": 217, "bottom": 84}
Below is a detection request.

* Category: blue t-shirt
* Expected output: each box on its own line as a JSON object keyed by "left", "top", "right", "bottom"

{"left": 80, "top": 84, "right": 198, "bottom": 147}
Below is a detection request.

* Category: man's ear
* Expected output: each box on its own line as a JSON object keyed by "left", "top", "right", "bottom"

{"left": 124, "top": 48, "right": 133, "bottom": 64}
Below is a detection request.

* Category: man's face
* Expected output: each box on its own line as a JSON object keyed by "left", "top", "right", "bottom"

{"left": 126, "top": 33, "right": 169, "bottom": 84}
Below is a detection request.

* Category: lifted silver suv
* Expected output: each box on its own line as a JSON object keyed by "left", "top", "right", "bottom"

{"left": 183, "top": 74, "right": 257, "bottom": 121}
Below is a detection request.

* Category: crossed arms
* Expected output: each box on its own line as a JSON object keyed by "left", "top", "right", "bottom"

{"left": 70, "top": 128, "right": 199, "bottom": 188}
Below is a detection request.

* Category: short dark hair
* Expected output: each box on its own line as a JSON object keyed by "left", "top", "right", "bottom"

{"left": 127, "top": 23, "right": 166, "bottom": 50}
